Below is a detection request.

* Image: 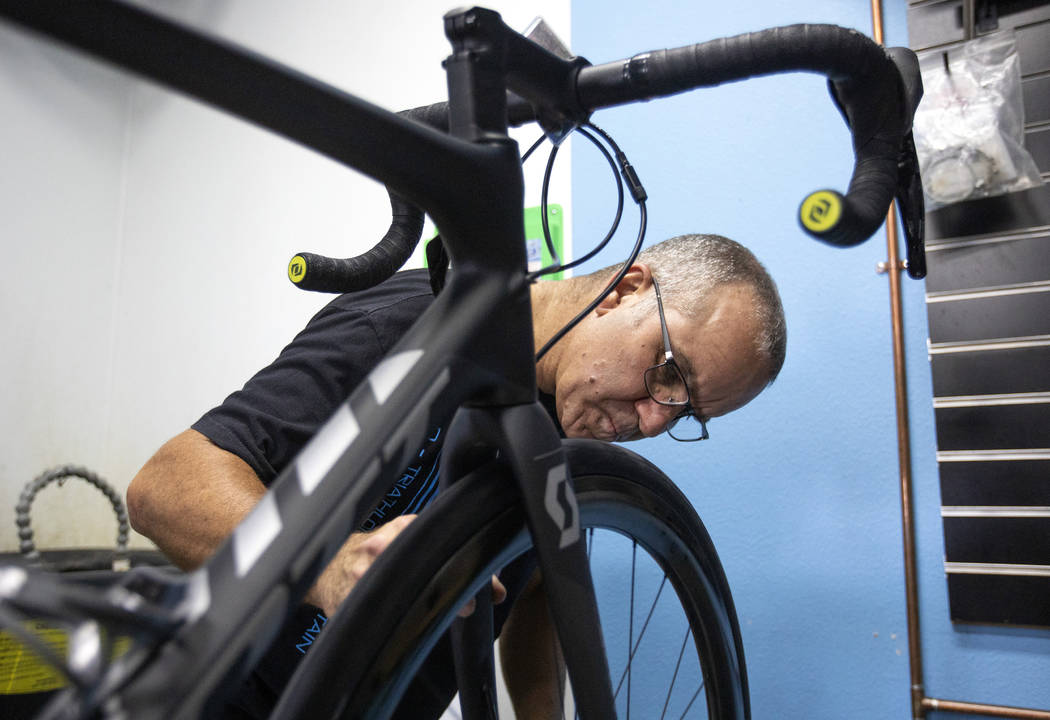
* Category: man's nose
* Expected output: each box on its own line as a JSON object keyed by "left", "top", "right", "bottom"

{"left": 636, "top": 398, "right": 679, "bottom": 438}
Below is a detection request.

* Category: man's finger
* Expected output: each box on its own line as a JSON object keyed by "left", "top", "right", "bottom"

{"left": 458, "top": 575, "right": 508, "bottom": 617}
{"left": 491, "top": 575, "right": 507, "bottom": 605}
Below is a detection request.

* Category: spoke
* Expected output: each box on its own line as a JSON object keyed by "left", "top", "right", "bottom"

{"left": 627, "top": 541, "right": 636, "bottom": 718}
{"left": 659, "top": 628, "right": 691, "bottom": 720}
{"left": 612, "top": 575, "right": 668, "bottom": 699}
{"left": 677, "top": 682, "right": 705, "bottom": 720}
{"left": 574, "top": 527, "right": 594, "bottom": 720}
{"left": 586, "top": 528, "right": 713, "bottom": 720}
{"left": 555, "top": 629, "right": 566, "bottom": 720}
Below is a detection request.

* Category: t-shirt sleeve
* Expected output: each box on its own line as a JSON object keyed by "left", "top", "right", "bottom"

{"left": 192, "top": 302, "right": 386, "bottom": 485}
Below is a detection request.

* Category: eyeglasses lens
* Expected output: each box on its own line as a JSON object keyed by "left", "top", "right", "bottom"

{"left": 644, "top": 362, "right": 689, "bottom": 406}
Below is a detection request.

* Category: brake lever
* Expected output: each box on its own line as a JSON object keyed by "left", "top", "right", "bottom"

{"left": 896, "top": 131, "right": 926, "bottom": 279}
{"left": 823, "top": 46, "right": 927, "bottom": 275}
{"left": 885, "top": 47, "right": 926, "bottom": 279}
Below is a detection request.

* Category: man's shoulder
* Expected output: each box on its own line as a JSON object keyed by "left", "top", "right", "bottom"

{"left": 301, "top": 268, "right": 434, "bottom": 350}
{"left": 322, "top": 268, "right": 433, "bottom": 317}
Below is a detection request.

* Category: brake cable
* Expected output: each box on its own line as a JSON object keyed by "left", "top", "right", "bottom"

{"left": 534, "top": 123, "right": 648, "bottom": 361}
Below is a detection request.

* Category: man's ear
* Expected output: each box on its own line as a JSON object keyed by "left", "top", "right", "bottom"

{"left": 594, "top": 263, "right": 653, "bottom": 317}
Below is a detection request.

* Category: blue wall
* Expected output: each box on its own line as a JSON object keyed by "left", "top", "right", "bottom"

{"left": 570, "top": 1, "right": 1050, "bottom": 717}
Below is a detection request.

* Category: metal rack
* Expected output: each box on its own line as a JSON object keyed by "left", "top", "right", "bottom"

{"left": 887, "top": 0, "right": 1050, "bottom": 716}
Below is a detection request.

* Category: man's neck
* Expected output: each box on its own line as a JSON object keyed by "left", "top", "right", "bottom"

{"left": 529, "top": 279, "right": 580, "bottom": 395}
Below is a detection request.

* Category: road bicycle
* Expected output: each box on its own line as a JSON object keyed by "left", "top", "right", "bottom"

{"left": 0, "top": 2, "right": 926, "bottom": 718}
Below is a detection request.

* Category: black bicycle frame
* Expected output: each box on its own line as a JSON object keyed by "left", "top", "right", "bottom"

{"left": 0, "top": 2, "right": 615, "bottom": 718}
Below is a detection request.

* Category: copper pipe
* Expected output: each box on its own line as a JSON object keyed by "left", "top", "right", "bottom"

{"left": 870, "top": 0, "right": 886, "bottom": 44}
{"left": 883, "top": 204, "right": 926, "bottom": 720}
{"left": 870, "top": 1, "right": 1050, "bottom": 718}
{"left": 869, "top": 4, "right": 926, "bottom": 717}
{"left": 923, "top": 699, "right": 1050, "bottom": 719}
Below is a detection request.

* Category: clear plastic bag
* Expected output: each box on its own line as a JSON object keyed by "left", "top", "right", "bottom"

{"left": 913, "top": 31, "right": 1044, "bottom": 208}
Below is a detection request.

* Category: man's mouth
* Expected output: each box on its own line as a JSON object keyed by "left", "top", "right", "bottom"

{"left": 602, "top": 411, "right": 634, "bottom": 442}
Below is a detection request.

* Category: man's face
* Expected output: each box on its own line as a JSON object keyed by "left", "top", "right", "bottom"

{"left": 551, "top": 283, "right": 769, "bottom": 442}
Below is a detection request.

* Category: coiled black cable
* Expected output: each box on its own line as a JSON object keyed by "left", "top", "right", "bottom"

{"left": 535, "top": 123, "right": 648, "bottom": 361}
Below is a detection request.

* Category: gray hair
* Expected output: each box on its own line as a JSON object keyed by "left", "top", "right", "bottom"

{"left": 589, "top": 234, "right": 786, "bottom": 384}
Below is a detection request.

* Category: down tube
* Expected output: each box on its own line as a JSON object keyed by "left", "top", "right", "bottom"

{"left": 114, "top": 277, "right": 521, "bottom": 720}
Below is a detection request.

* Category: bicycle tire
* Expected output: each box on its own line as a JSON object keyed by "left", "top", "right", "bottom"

{"left": 274, "top": 439, "right": 750, "bottom": 720}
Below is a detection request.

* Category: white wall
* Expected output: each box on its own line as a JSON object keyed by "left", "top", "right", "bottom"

{"left": 1, "top": 18, "right": 133, "bottom": 553}
{"left": 0, "top": 0, "right": 570, "bottom": 554}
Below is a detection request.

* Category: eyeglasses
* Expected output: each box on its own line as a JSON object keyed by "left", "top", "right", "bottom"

{"left": 643, "top": 277, "right": 710, "bottom": 442}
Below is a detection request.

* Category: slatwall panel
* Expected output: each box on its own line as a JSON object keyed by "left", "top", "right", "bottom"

{"left": 909, "top": 0, "right": 1050, "bottom": 626}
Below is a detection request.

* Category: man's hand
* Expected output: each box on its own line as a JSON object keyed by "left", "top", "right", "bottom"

{"left": 305, "top": 515, "right": 418, "bottom": 617}
{"left": 305, "top": 515, "right": 507, "bottom": 618}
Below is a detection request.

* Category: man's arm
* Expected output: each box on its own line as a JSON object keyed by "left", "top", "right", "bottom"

{"left": 126, "top": 428, "right": 416, "bottom": 617}
{"left": 127, "top": 428, "right": 263, "bottom": 571}
{"left": 500, "top": 571, "right": 566, "bottom": 720}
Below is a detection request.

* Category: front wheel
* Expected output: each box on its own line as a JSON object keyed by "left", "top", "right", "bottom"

{"left": 276, "top": 439, "right": 750, "bottom": 720}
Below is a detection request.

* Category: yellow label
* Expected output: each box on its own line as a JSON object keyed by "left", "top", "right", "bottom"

{"left": 0, "top": 623, "right": 133, "bottom": 695}
{"left": 800, "top": 191, "right": 842, "bottom": 233}
{"left": 288, "top": 255, "right": 307, "bottom": 284}
{"left": 0, "top": 622, "right": 67, "bottom": 694}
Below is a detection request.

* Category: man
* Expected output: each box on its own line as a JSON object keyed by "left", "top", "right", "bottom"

{"left": 127, "top": 233, "right": 785, "bottom": 718}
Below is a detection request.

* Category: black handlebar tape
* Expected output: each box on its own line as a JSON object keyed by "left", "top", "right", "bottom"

{"left": 400, "top": 101, "right": 451, "bottom": 133}
{"left": 287, "top": 103, "right": 449, "bottom": 293}
{"left": 886, "top": 47, "right": 922, "bottom": 129}
{"left": 288, "top": 191, "right": 425, "bottom": 293}
{"left": 576, "top": 24, "right": 912, "bottom": 247}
